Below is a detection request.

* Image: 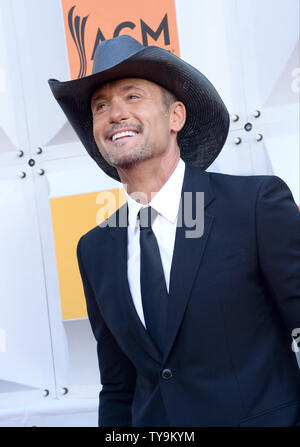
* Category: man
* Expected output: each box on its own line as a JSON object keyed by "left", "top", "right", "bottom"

{"left": 49, "top": 35, "right": 300, "bottom": 427}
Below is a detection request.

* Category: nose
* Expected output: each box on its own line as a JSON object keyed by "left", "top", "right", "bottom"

{"left": 109, "top": 98, "right": 130, "bottom": 123}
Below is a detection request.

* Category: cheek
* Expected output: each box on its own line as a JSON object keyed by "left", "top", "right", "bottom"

{"left": 155, "top": 117, "right": 171, "bottom": 139}
{"left": 92, "top": 119, "right": 104, "bottom": 142}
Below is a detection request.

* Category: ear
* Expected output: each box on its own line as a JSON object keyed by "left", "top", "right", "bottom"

{"left": 169, "top": 101, "right": 186, "bottom": 133}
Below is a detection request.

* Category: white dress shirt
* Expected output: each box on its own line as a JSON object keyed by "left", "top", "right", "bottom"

{"left": 125, "top": 158, "right": 185, "bottom": 328}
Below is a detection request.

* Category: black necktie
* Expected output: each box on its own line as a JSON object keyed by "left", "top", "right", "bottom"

{"left": 139, "top": 206, "right": 168, "bottom": 354}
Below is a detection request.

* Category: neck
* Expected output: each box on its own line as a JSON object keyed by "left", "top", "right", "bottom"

{"left": 117, "top": 147, "right": 180, "bottom": 204}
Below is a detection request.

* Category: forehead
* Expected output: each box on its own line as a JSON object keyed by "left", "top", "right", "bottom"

{"left": 91, "top": 78, "right": 161, "bottom": 101}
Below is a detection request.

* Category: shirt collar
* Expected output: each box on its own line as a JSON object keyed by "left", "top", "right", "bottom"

{"left": 125, "top": 158, "right": 185, "bottom": 228}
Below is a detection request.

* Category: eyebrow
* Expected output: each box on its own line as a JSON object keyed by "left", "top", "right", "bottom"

{"left": 119, "top": 84, "right": 145, "bottom": 93}
{"left": 91, "top": 84, "right": 145, "bottom": 105}
{"left": 91, "top": 93, "right": 106, "bottom": 105}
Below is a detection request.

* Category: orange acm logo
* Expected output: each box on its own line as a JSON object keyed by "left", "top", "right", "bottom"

{"left": 61, "top": 0, "right": 180, "bottom": 80}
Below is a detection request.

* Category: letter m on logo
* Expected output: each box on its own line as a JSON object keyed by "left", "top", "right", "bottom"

{"left": 140, "top": 14, "right": 170, "bottom": 46}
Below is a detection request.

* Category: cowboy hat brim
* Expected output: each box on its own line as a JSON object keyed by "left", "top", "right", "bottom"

{"left": 49, "top": 39, "right": 230, "bottom": 181}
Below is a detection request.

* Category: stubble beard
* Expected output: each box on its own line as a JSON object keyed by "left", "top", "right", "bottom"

{"left": 100, "top": 142, "right": 156, "bottom": 170}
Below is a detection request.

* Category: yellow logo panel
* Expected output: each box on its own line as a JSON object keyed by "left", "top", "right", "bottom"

{"left": 50, "top": 188, "right": 126, "bottom": 320}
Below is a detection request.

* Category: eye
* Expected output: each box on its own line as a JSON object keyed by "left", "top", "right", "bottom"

{"left": 128, "top": 94, "right": 139, "bottom": 100}
{"left": 92, "top": 100, "right": 108, "bottom": 114}
{"left": 95, "top": 102, "right": 107, "bottom": 111}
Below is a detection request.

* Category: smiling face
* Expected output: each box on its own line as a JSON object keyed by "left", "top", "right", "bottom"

{"left": 91, "top": 78, "right": 185, "bottom": 170}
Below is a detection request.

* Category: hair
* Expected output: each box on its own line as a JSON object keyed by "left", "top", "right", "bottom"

{"left": 160, "top": 86, "right": 182, "bottom": 148}
{"left": 161, "top": 86, "right": 178, "bottom": 112}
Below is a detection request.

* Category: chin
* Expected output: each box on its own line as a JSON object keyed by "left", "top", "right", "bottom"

{"left": 107, "top": 147, "right": 155, "bottom": 169}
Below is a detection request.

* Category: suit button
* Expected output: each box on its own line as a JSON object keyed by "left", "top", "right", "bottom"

{"left": 161, "top": 368, "right": 172, "bottom": 380}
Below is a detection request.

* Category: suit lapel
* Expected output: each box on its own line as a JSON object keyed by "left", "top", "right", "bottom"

{"left": 107, "top": 204, "right": 162, "bottom": 363}
{"left": 163, "top": 164, "right": 215, "bottom": 363}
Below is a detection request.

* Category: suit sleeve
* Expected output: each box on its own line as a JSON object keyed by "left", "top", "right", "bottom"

{"left": 255, "top": 175, "right": 300, "bottom": 346}
{"left": 77, "top": 236, "right": 137, "bottom": 427}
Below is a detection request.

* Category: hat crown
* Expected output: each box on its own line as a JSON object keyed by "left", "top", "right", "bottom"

{"left": 92, "top": 35, "right": 145, "bottom": 74}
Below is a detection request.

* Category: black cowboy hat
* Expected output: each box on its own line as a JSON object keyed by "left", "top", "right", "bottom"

{"left": 48, "top": 35, "right": 230, "bottom": 181}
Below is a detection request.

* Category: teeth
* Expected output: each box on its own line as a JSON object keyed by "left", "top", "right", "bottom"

{"left": 112, "top": 131, "right": 137, "bottom": 141}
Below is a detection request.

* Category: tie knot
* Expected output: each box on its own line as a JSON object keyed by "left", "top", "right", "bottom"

{"left": 138, "top": 206, "right": 157, "bottom": 229}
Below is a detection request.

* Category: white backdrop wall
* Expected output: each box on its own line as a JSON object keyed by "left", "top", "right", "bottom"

{"left": 0, "top": 0, "right": 299, "bottom": 427}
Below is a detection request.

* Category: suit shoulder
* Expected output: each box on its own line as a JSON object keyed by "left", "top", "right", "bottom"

{"left": 80, "top": 223, "right": 104, "bottom": 242}
{"left": 78, "top": 202, "right": 127, "bottom": 246}
{"left": 206, "top": 170, "right": 284, "bottom": 190}
{"left": 203, "top": 170, "right": 293, "bottom": 210}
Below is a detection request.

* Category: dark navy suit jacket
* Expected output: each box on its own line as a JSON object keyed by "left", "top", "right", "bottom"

{"left": 77, "top": 163, "right": 300, "bottom": 426}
